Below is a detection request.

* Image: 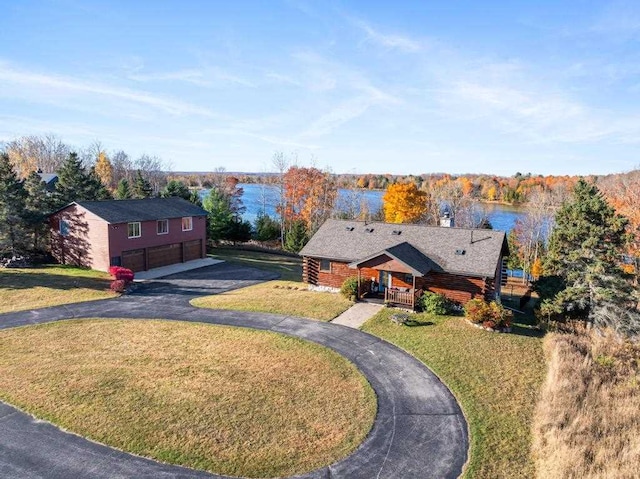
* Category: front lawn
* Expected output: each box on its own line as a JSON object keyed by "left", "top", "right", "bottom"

{"left": 0, "top": 319, "right": 376, "bottom": 478}
{"left": 362, "top": 309, "right": 546, "bottom": 479}
{"left": 191, "top": 280, "right": 353, "bottom": 321}
{"left": 0, "top": 265, "right": 116, "bottom": 313}
{"left": 208, "top": 247, "right": 302, "bottom": 281}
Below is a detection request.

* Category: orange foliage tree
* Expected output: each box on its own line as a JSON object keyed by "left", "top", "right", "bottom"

{"left": 281, "top": 166, "right": 337, "bottom": 235}
{"left": 383, "top": 183, "right": 428, "bottom": 223}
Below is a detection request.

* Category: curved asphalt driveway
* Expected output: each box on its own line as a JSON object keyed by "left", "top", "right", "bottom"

{"left": 0, "top": 263, "right": 468, "bottom": 479}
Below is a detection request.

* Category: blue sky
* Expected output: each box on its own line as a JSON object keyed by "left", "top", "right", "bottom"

{"left": 1, "top": 0, "right": 639, "bottom": 176}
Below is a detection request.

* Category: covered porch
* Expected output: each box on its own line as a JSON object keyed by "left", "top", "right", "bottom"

{"left": 348, "top": 242, "right": 432, "bottom": 310}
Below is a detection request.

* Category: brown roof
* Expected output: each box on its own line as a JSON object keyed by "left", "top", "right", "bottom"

{"left": 300, "top": 219, "right": 508, "bottom": 278}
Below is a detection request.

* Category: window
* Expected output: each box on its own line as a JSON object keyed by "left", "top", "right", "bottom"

{"left": 182, "top": 216, "right": 193, "bottom": 231}
{"left": 157, "top": 219, "right": 169, "bottom": 235}
{"left": 320, "top": 259, "right": 331, "bottom": 272}
{"left": 403, "top": 273, "right": 413, "bottom": 285}
{"left": 128, "top": 222, "right": 141, "bottom": 238}
{"left": 59, "top": 219, "right": 69, "bottom": 237}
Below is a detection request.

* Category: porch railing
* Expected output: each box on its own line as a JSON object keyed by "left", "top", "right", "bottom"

{"left": 385, "top": 288, "right": 423, "bottom": 309}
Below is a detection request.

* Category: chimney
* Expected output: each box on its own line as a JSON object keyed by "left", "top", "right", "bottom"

{"left": 440, "top": 211, "right": 454, "bottom": 228}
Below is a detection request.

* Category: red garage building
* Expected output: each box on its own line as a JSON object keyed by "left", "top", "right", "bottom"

{"left": 50, "top": 197, "right": 208, "bottom": 272}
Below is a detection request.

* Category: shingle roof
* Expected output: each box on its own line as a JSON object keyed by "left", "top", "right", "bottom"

{"left": 300, "top": 219, "right": 508, "bottom": 278}
{"left": 37, "top": 173, "right": 58, "bottom": 184}
{"left": 74, "top": 197, "right": 208, "bottom": 224}
{"left": 349, "top": 242, "right": 435, "bottom": 276}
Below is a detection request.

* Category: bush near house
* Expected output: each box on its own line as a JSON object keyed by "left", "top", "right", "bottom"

{"left": 340, "top": 276, "right": 359, "bottom": 300}
{"left": 464, "top": 299, "right": 513, "bottom": 329}
{"left": 109, "top": 266, "right": 134, "bottom": 292}
{"left": 417, "top": 291, "right": 454, "bottom": 315}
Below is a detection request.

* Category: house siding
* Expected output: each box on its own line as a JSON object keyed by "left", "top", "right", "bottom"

{"left": 304, "top": 256, "right": 492, "bottom": 305}
{"left": 51, "top": 204, "right": 206, "bottom": 272}
{"left": 50, "top": 205, "right": 111, "bottom": 271}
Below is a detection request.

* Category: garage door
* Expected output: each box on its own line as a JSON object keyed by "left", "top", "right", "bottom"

{"left": 184, "top": 239, "right": 202, "bottom": 262}
{"left": 121, "top": 249, "right": 145, "bottom": 272}
{"left": 148, "top": 243, "right": 182, "bottom": 270}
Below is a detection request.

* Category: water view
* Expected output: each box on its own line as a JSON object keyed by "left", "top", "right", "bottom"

{"left": 202, "top": 184, "right": 525, "bottom": 233}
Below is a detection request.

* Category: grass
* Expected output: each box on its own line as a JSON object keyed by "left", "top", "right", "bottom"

{"left": 361, "top": 309, "right": 546, "bottom": 479}
{"left": 0, "top": 319, "right": 376, "bottom": 478}
{"left": 532, "top": 331, "right": 640, "bottom": 478}
{"left": 208, "top": 247, "right": 302, "bottom": 281}
{"left": 0, "top": 265, "right": 116, "bottom": 313}
{"left": 191, "top": 280, "right": 353, "bottom": 321}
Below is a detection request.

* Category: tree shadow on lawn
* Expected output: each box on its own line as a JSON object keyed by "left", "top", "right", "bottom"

{"left": 0, "top": 270, "right": 110, "bottom": 292}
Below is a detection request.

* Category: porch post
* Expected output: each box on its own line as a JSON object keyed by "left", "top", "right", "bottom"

{"left": 412, "top": 275, "right": 416, "bottom": 310}
{"left": 357, "top": 268, "right": 361, "bottom": 300}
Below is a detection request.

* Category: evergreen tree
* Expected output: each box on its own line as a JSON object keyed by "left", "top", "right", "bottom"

{"left": 0, "top": 153, "right": 27, "bottom": 253}
{"left": 55, "top": 152, "right": 101, "bottom": 205}
{"left": 115, "top": 178, "right": 132, "bottom": 199}
{"left": 254, "top": 213, "right": 281, "bottom": 242}
{"left": 23, "top": 170, "right": 54, "bottom": 251}
{"left": 284, "top": 219, "right": 309, "bottom": 253}
{"left": 203, "top": 188, "right": 233, "bottom": 243}
{"left": 161, "top": 180, "right": 191, "bottom": 200}
{"left": 189, "top": 190, "right": 203, "bottom": 207}
{"left": 132, "top": 170, "right": 153, "bottom": 198}
{"left": 537, "top": 179, "right": 638, "bottom": 335}
{"left": 88, "top": 167, "right": 112, "bottom": 200}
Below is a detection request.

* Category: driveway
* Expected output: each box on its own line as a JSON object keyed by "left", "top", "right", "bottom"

{"left": 0, "top": 263, "right": 468, "bottom": 479}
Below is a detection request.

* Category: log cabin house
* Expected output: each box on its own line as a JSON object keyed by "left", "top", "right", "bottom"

{"left": 300, "top": 218, "right": 509, "bottom": 309}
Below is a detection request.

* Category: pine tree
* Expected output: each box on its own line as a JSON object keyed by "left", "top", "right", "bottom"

{"left": 23, "top": 170, "right": 54, "bottom": 251}
{"left": 132, "top": 170, "right": 153, "bottom": 199}
{"left": 115, "top": 178, "right": 132, "bottom": 199}
{"left": 537, "top": 179, "right": 638, "bottom": 335}
{"left": 203, "top": 188, "right": 233, "bottom": 242}
{"left": 161, "top": 180, "right": 191, "bottom": 200}
{"left": 88, "top": 167, "right": 112, "bottom": 200}
{"left": 0, "top": 153, "right": 27, "bottom": 253}
{"left": 55, "top": 152, "right": 99, "bottom": 205}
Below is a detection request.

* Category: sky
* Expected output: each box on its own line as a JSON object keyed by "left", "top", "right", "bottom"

{"left": 1, "top": 0, "right": 639, "bottom": 176}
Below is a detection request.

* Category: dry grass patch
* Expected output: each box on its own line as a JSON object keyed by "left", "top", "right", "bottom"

{"left": 0, "top": 319, "right": 376, "bottom": 478}
{"left": 533, "top": 331, "right": 640, "bottom": 479}
{"left": 209, "top": 247, "right": 302, "bottom": 281}
{"left": 0, "top": 265, "right": 116, "bottom": 313}
{"left": 191, "top": 280, "right": 353, "bottom": 321}
{"left": 362, "top": 309, "right": 546, "bottom": 479}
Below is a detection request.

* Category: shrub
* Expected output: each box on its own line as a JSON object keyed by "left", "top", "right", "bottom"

{"left": 464, "top": 299, "right": 513, "bottom": 329}
{"left": 418, "top": 291, "right": 452, "bottom": 315}
{"left": 340, "top": 277, "right": 359, "bottom": 300}
{"left": 109, "top": 266, "right": 134, "bottom": 283}
{"left": 110, "top": 279, "right": 127, "bottom": 293}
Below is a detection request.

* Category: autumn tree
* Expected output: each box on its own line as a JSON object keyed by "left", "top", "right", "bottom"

{"left": 281, "top": 166, "right": 337, "bottom": 237}
{"left": 537, "top": 179, "right": 638, "bottom": 336}
{"left": 94, "top": 151, "right": 113, "bottom": 189}
{"left": 4, "top": 134, "right": 70, "bottom": 178}
{"left": 383, "top": 183, "right": 428, "bottom": 223}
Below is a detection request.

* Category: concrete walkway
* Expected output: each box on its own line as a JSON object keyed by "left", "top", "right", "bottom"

{"left": 134, "top": 257, "right": 224, "bottom": 281}
{"left": 0, "top": 263, "right": 468, "bottom": 479}
{"left": 331, "top": 302, "right": 384, "bottom": 328}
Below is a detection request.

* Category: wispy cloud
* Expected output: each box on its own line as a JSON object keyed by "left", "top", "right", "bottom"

{"left": 352, "top": 19, "right": 423, "bottom": 52}
{"left": 0, "top": 61, "right": 218, "bottom": 117}
{"left": 127, "top": 67, "right": 256, "bottom": 88}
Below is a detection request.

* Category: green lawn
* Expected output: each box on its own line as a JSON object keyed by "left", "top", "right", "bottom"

{"left": 191, "top": 280, "right": 353, "bottom": 321}
{"left": 0, "top": 265, "right": 116, "bottom": 313}
{"left": 0, "top": 319, "right": 376, "bottom": 478}
{"left": 208, "top": 247, "right": 302, "bottom": 281}
{"left": 361, "top": 309, "right": 546, "bottom": 479}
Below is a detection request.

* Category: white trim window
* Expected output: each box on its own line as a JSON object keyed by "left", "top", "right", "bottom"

{"left": 128, "top": 222, "right": 141, "bottom": 238}
{"left": 181, "top": 216, "right": 193, "bottom": 231}
{"left": 157, "top": 219, "right": 169, "bottom": 235}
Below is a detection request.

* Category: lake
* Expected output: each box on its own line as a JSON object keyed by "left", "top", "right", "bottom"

{"left": 201, "top": 183, "right": 525, "bottom": 233}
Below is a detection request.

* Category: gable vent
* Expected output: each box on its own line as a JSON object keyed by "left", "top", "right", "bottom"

{"left": 455, "top": 249, "right": 466, "bottom": 255}
{"left": 392, "top": 230, "right": 402, "bottom": 235}
{"left": 345, "top": 226, "right": 355, "bottom": 231}
{"left": 365, "top": 227, "right": 374, "bottom": 233}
